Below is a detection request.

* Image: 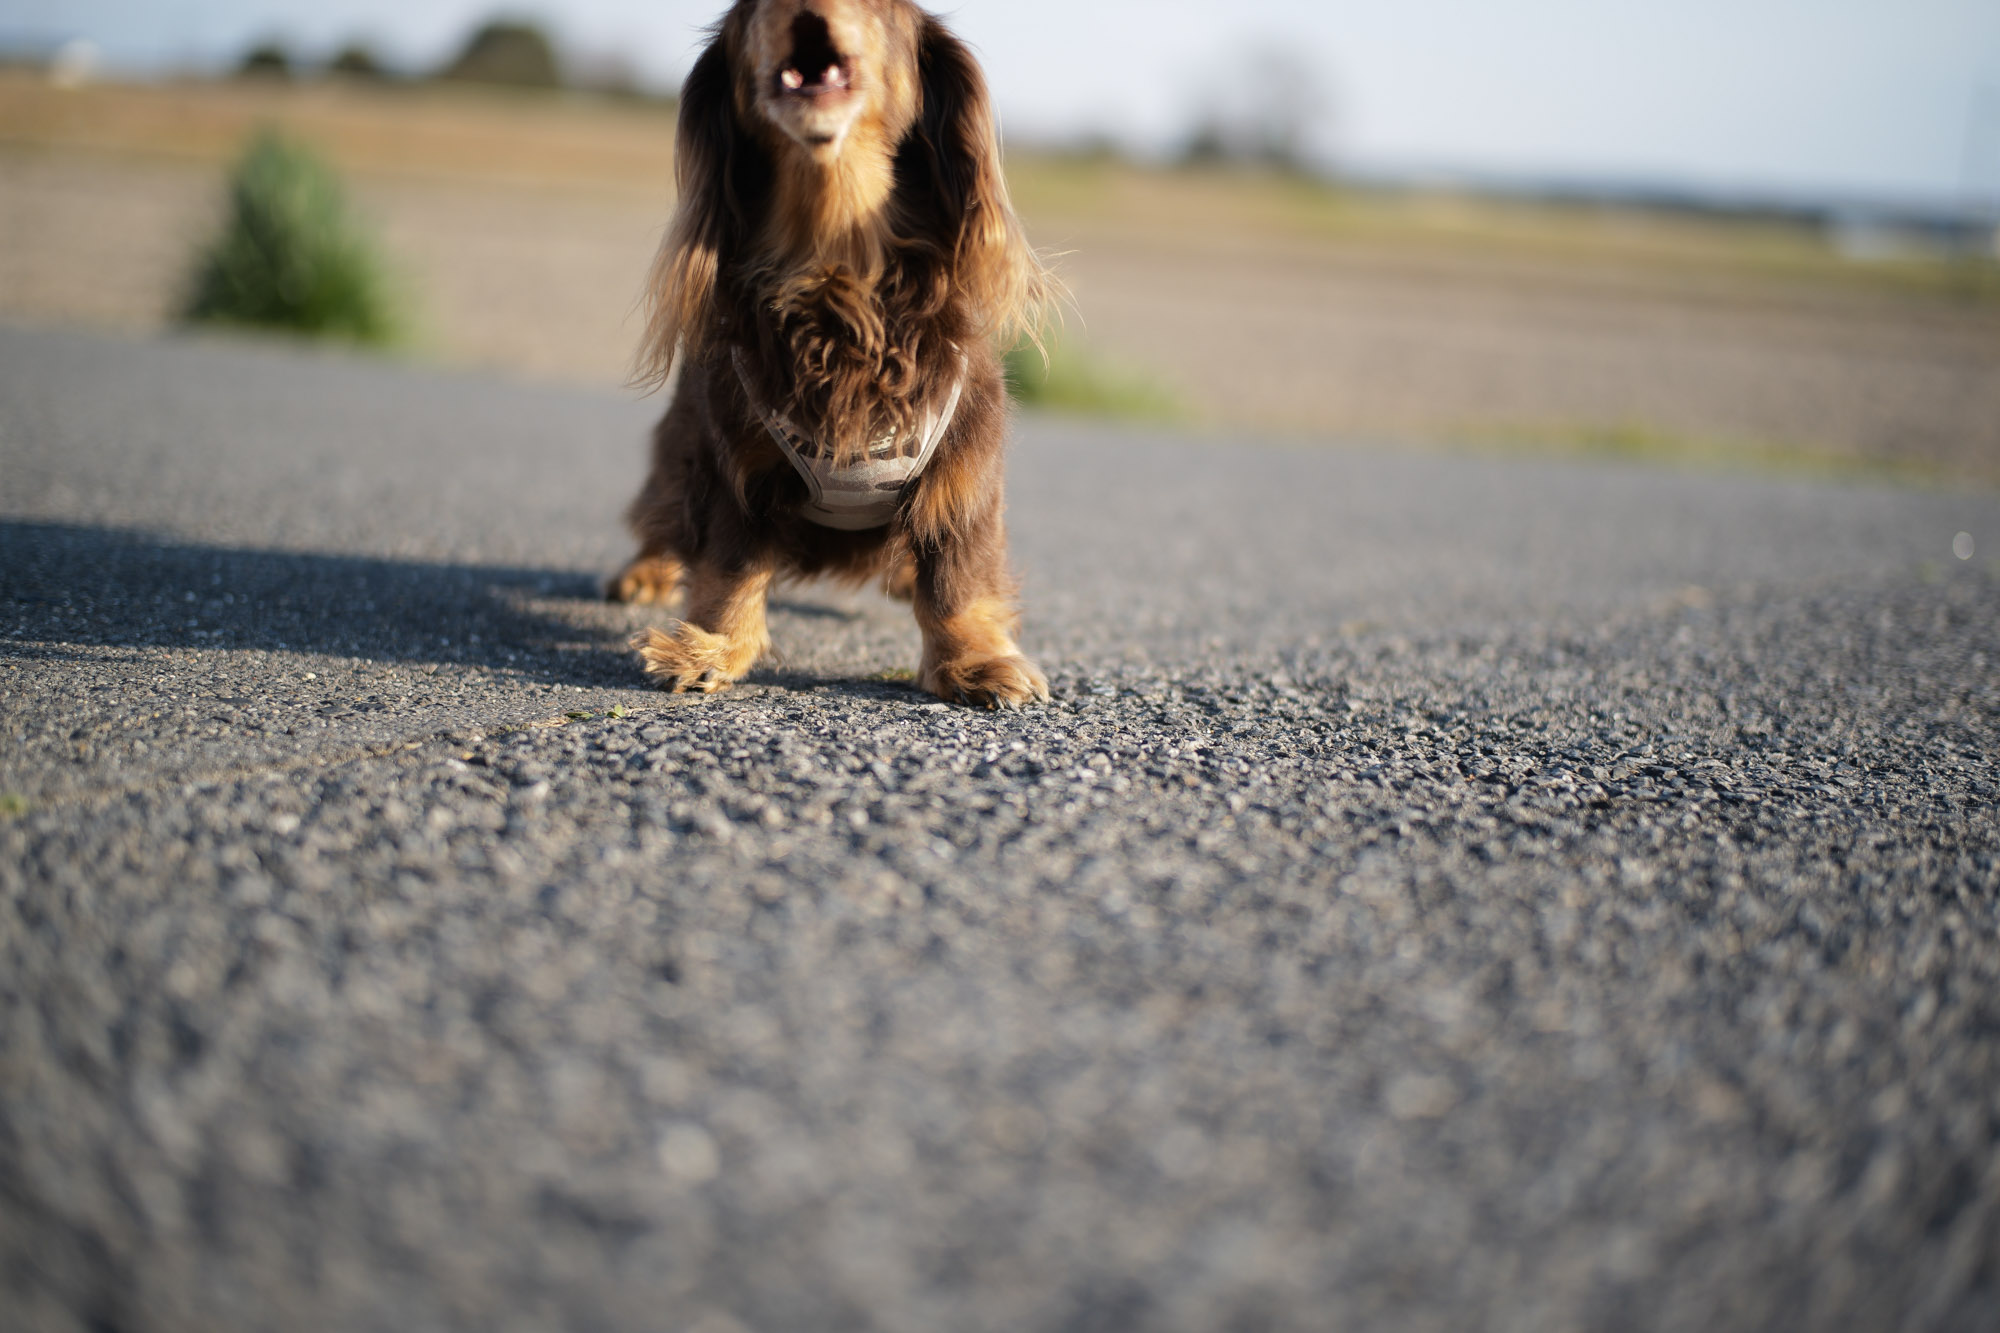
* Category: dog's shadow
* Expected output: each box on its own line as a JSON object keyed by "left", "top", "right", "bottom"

{"left": 767, "top": 598, "right": 866, "bottom": 623}
{"left": 2, "top": 520, "right": 937, "bottom": 703}
{"left": 738, "top": 665, "right": 931, "bottom": 704}
{"left": 1, "top": 519, "right": 638, "bottom": 686}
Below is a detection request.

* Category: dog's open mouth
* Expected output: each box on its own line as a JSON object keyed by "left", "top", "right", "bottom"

{"left": 777, "top": 12, "right": 850, "bottom": 100}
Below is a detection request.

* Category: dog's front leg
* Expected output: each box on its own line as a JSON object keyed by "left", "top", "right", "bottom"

{"left": 913, "top": 513, "right": 1048, "bottom": 709}
{"left": 630, "top": 560, "right": 773, "bottom": 693}
{"left": 608, "top": 553, "right": 684, "bottom": 605}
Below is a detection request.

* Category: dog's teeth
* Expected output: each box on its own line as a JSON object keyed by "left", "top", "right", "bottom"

{"left": 824, "top": 65, "right": 846, "bottom": 86}
{"left": 780, "top": 67, "right": 804, "bottom": 89}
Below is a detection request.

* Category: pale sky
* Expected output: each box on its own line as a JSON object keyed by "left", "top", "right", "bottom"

{"left": 5, "top": 0, "right": 1998, "bottom": 206}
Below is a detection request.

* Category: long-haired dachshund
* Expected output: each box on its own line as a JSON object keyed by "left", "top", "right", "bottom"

{"left": 609, "top": 0, "right": 1053, "bottom": 708}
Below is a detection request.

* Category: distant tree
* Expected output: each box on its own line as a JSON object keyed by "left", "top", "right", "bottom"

{"left": 1178, "top": 44, "right": 1332, "bottom": 173}
{"left": 328, "top": 43, "right": 389, "bottom": 80}
{"left": 438, "top": 20, "right": 562, "bottom": 88}
{"left": 236, "top": 41, "right": 294, "bottom": 81}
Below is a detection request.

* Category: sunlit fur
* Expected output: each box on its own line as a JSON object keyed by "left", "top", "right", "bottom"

{"left": 614, "top": 0, "right": 1052, "bottom": 708}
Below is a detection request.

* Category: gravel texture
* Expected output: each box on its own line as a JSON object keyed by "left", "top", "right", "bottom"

{"left": 3, "top": 322, "right": 1999, "bottom": 1333}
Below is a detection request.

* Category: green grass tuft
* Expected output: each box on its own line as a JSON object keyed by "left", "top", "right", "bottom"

{"left": 1004, "top": 337, "right": 1186, "bottom": 422}
{"left": 182, "top": 130, "right": 403, "bottom": 345}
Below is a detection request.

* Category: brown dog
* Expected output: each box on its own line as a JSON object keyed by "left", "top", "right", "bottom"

{"left": 610, "top": 0, "right": 1053, "bottom": 708}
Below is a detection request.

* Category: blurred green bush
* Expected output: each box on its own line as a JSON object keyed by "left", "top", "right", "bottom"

{"left": 1003, "top": 337, "right": 1185, "bottom": 422}
{"left": 182, "top": 131, "right": 401, "bottom": 346}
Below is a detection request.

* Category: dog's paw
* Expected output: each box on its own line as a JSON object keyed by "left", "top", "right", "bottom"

{"left": 631, "top": 624, "right": 745, "bottom": 693}
{"left": 607, "top": 556, "right": 684, "bottom": 605}
{"left": 922, "top": 653, "right": 1050, "bottom": 710}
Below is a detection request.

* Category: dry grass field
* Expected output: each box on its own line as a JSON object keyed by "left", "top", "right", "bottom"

{"left": 4, "top": 71, "right": 1997, "bottom": 477}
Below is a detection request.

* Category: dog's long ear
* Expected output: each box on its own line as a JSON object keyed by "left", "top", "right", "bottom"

{"left": 905, "top": 16, "right": 1051, "bottom": 347}
{"left": 635, "top": 27, "right": 760, "bottom": 388}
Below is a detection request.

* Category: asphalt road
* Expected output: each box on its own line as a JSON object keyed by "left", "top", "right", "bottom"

{"left": 3, "top": 321, "right": 1998, "bottom": 1333}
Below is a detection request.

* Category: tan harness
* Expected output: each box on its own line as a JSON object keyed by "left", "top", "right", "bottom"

{"left": 732, "top": 347, "right": 966, "bottom": 531}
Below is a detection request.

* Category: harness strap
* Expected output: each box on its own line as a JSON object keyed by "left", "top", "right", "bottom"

{"left": 732, "top": 347, "right": 967, "bottom": 531}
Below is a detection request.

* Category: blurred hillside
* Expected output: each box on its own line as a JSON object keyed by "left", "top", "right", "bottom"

{"left": 2, "top": 70, "right": 1997, "bottom": 478}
